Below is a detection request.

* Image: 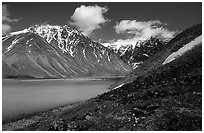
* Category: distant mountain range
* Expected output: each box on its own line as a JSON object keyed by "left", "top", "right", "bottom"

{"left": 2, "top": 24, "right": 132, "bottom": 79}
{"left": 105, "top": 37, "right": 168, "bottom": 69}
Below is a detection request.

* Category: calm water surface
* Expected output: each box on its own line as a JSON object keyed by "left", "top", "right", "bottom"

{"left": 2, "top": 79, "right": 114, "bottom": 120}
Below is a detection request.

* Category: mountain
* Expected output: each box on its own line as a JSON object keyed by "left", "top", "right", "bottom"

{"left": 105, "top": 37, "right": 168, "bottom": 69}
{"left": 120, "top": 37, "right": 168, "bottom": 69}
{"left": 111, "top": 23, "right": 202, "bottom": 89}
{"left": 21, "top": 23, "right": 200, "bottom": 131}
{"left": 2, "top": 24, "right": 132, "bottom": 79}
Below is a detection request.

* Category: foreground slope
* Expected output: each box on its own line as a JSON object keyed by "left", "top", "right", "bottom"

{"left": 2, "top": 24, "right": 132, "bottom": 79}
{"left": 6, "top": 24, "right": 201, "bottom": 131}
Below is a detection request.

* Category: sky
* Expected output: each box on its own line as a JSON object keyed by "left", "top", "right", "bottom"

{"left": 2, "top": 2, "right": 202, "bottom": 46}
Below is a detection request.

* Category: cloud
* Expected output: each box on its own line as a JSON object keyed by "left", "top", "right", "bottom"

{"left": 2, "top": 5, "right": 21, "bottom": 34}
{"left": 2, "top": 23, "right": 11, "bottom": 34}
{"left": 69, "top": 5, "right": 109, "bottom": 36}
{"left": 103, "top": 20, "right": 176, "bottom": 49}
{"left": 115, "top": 20, "right": 175, "bottom": 40}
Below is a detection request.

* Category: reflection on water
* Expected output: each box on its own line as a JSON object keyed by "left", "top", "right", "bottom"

{"left": 2, "top": 79, "right": 114, "bottom": 120}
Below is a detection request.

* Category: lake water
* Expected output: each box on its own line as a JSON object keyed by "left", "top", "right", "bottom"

{"left": 2, "top": 79, "right": 114, "bottom": 120}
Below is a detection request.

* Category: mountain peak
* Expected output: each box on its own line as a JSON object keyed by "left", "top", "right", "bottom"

{"left": 116, "top": 36, "right": 168, "bottom": 69}
{"left": 3, "top": 24, "right": 132, "bottom": 79}
{"left": 28, "top": 24, "right": 81, "bottom": 35}
{"left": 27, "top": 24, "right": 83, "bottom": 44}
{"left": 5, "top": 24, "right": 88, "bottom": 55}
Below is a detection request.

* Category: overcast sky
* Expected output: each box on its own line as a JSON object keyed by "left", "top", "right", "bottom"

{"left": 2, "top": 2, "right": 202, "bottom": 45}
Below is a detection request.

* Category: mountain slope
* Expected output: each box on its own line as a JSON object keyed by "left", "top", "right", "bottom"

{"left": 2, "top": 24, "right": 132, "bottom": 79}
{"left": 119, "top": 37, "right": 168, "bottom": 69}
{"left": 110, "top": 23, "right": 202, "bottom": 89}
{"left": 105, "top": 37, "right": 168, "bottom": 69}
{"left": 26, "top": 23, "right": 201, "bottom": 131}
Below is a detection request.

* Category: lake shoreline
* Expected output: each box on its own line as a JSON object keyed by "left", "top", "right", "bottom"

{"left": 2, "top": 101, "right": 83, "bottom": 131}
{"left": 2, "top": 76, "right": 125, "bottom": 82}
{"left": 2, "top": 79, "right": 117, "bottom": 130}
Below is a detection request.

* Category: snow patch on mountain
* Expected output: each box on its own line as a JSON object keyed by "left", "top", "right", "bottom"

{"left": 10, "top": 29, "right": 29, "bottom": 35}
{"left": 113, "top": 83, "right": 125, "bottom": 90}
{"left": 143, "top": 54, "right": 149, "bottom": 57}
{"left": 132, "top": 61, "right": 143, "bottom": 69}
{"left": 163, "top": 35, "right": 202, "bottom": 65}
{"left": 102, "top": 39, "right": 146, "bottom": 51}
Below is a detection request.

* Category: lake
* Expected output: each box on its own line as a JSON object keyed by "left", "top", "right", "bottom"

{"left": 2, "top": 79, "right": 114, "bottom": 120}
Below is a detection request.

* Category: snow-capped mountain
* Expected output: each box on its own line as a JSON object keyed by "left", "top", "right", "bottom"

{"left": 105, "top": 37, "right": 168, "bottom": 69}
{"left": 2, "top": 24, "right": 132, "bottom": 79}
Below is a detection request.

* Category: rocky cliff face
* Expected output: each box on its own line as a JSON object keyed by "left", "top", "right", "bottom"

{"left": 2, "top": 24, "right": 132, "bottom": 79}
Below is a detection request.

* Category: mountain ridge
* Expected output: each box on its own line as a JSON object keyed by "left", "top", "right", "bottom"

{"left": 2, "top": 24, "right": 132, "bottom": 79}
{"left": 104, "top": 37, "right": 168, "bottom": 69}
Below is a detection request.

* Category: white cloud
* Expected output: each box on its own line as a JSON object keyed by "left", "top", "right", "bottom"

{"left": 103, "top": 20, "right": 176, "bottom": 49}
{"left": 115, "top": 20, "right": 175, "bottom": 40}
{"left": 2, "top": 23, "right": 11, "bottom": 34}
{"left": 2, "top": 5, "right": 21, "bottom": 34}
{"left": 69, "top": 5, "right": 109, "bottom": 36}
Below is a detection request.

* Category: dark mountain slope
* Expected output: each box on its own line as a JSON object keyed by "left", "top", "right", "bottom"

{"left": 2, "top": 24, "right": 132, "bottom": 79}
{"left": 12, "top": 24, "right": 202, "bottom": 131}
